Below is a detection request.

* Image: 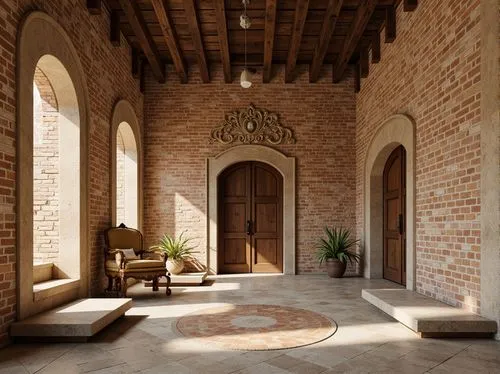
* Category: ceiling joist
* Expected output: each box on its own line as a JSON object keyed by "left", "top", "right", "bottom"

{"left": 87, "top": 0, "right": 101, "bottom": 15}
{"left": 183, "top": 0, "right": 210, "bottom": 83}
{"left": 333, "top": 0, "right": 377, "bottom": 83}
{"left": 151, "top": 0, "right": 188, "bottom": 83}
{"left": 404, "top": 0, "right": 418, "bottom": 12}
{"left": 285, "top": 0, "right": 310, "bottom": 83}
{"left": 263, "top": 0, "right": 278, "bottom": 83}
{"left": 118, "top": 0, "right": 165, "bottom": 83}
{"left": 385, "top": 6, "right": 396, "bottom": 43}
{"left": 309, "top": 0, "right": 344, "bottom": 83}
{"left": 110, "top": 10, "right": 121, "bottom": 47}
{"left": 214, "top": 0, "right": 232, "bottom": 83}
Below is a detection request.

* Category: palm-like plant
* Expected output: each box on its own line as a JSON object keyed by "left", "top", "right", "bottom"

{"left": 150, "top": 231, "right": 196, "bottom": 260}
{"left": 316, "top": 227, "right": 361, "bottom": 265}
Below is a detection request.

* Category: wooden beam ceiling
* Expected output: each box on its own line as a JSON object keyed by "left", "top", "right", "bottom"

{"left": 385, "top": 6, "right": 396, "bottom": 43}
{"left": 333, "top": 0, "right": 377, "bottom": 83}
{"left": 214, "top": 0, "right": 232, "bottom": 83}
{"left": 87, "top": 0, "right": 102, "bottom": 15}
{"left": 404, "top": 0, "right": 418, "bottom": 12}
{"left": 151, "top": 0, "right": 188, "bottom": 83}
{"left": 285, "top": 0, "right": 310, "bottom": 83}
{"left": 183, "top": 0, "right": 210, "bottom": 83}
{"left": 309, "top": 0, "right": 344, "bottom": 83}
{"left": 110, "top": 10, "right": 121, "bottom": 47}
{"left": 263, "top": 0, "right": 278, "bottom": 83}
{"left": 371, "top": 31, "right": 380, "bottom": 63}
{"left": 117, "top": 0, "right": 165, "bottom": 83}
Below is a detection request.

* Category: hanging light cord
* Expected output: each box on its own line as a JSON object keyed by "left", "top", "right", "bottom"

{"left": 244, "top": 1, "right": 247, "bottom": 70}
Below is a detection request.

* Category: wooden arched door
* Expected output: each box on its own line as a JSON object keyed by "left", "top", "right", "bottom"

{"left": 383, "top": 145, "right": 406, "bottom": 285}
{"left": 218, "top": 161, "right": 283, "bottom": 273}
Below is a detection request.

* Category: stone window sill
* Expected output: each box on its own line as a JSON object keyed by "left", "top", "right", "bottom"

{"left": 33, "top": 279, "right": 79, "bottom": 302}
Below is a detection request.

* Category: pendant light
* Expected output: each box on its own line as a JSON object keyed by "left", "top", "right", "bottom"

{"left": 240, "top": 0, "right": 252, "bottom": 88}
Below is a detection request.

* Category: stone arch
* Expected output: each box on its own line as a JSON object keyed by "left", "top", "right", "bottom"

{"left": 207, "top": 145, "right": 296, "bottom": 274}
{"left": 110, "top": 100, "right": 142, "bottom": 231}
{"left": 17, "top": 12, "right": 90, "bottom": 319}
{"left": 364, "top": 114, "right": 416, "bottom": 290}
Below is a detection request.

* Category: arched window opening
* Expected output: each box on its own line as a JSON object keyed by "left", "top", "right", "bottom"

{"left": 32, "top": 55, "right": 80, "bottom": 280}
{"left": 116, "top": 122, "right": 138, "bottom": 229}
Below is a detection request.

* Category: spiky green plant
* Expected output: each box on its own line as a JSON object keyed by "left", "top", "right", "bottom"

{"left": 149, "top": 231, "right": 197, "bottom": 260}
{"left": 316, "top": 227, "right": 361, "bottom": 265}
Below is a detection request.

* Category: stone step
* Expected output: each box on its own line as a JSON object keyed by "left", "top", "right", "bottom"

{"left": 362, "top": 288, "right": 497, "bottom": 338}
{"left": 10, "top": 298, "right": 132, "bottom": 342}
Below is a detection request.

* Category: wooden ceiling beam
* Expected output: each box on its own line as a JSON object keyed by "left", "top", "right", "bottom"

{"left": 309, "top": 0, "right": 344, "bottom": 83}
{"left": 263, "top": 0, "right": 278, "bottom": 83}
{"left": 385, "top": 6, "right": 396, "bottom": 43}
{"left": 285, "top": 0, "right": 310, "bottom": 83}
{"left": 371, "top": 31, "right": 381, "bottom": 63}
{"left": 87, "top": 0, "right": 102, "bottom": 15}
{"left": 118, "top": 0, "right": 165, "bottom": 83}
{"left": 214, "top": 0, "right": 232, "bottom": 83}
{"left": 404, "top": 0, "right": 418, "bottom": 12}
{"left": 183, "top": 0, "right": 210, "bottom": 83}
{"left": 333, "top": 0, "right": 377, "bottom": 83}
{"left": 132, "top": 48, "right": 143, "bottom": 79}
{"left": 360, "top": 48, "right": 369, "bottom": 78}
{"left": 110, "top": 10, "right": 121, "bottom": 47}
{"left": 354, "top": 62, "right": 360, "bottom": 93}
{"left": 151, "top": 0, "right": 188, "bottom": 83}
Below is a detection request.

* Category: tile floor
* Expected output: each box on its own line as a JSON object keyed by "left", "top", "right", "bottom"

{"left": 0, "top": 275, "right": 499, "bottom": 373}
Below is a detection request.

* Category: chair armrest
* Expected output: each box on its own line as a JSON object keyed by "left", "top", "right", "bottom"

{"left": 143, "top": 249, "right": 167, "bottom": 265}
{"left": 108, "top": 249, "right": 126, "bottom": 269}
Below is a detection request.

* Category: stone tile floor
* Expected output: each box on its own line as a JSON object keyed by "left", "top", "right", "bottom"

{"left": 0, "top": 275, "right": 499, "bottom": 373}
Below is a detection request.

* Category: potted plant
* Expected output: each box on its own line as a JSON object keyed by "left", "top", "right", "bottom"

{"left": 150, "top": 231, "right": 196, "bottom": 275}
{"left": 316, "top": 227, "right": 361, "bottom": 278}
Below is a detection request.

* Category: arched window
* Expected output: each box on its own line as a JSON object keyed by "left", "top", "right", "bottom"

{"left": 111, "top": 100, "right": 142, "bottom": 231}
{"left": 32, "top": 55, "right": 81, "bottom": 278}
{"left": 116, "top": 122, "right": 138, "bottom": 229}
{"left": 18, "top": 12, "right": 89, "bottom": 320}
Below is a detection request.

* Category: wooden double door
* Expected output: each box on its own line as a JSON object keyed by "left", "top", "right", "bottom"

{"left": 218, "top": 161, "right": 283, "bottom": 273}
{"left": 383, "top": 146, "right": 407, "bottom": 285}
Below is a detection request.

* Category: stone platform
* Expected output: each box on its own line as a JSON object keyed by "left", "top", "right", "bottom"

{"left": 10, "top": 298, "right": 132, "bottom": 341}
{"left": 362, "top": 289, "right": 497, "bottom": 338}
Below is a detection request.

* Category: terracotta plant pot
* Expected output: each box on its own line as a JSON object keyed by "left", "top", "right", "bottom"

{"left": 166, "top": 258, "right": 184, "bottom": 275}
{"left": 326, "top": 259, "right": 346, "bottom": 278}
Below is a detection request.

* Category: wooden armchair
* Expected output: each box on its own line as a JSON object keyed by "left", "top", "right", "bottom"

{"left": 104, "top": 225, "right": 171, "bottom": 297}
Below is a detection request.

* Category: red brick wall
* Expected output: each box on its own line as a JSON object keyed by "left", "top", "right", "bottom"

{"left": 144, "top": 65, "right": 357, "bottom": 274}
{"left": 33, "top": 67, "right": 60, "bottom": 265}
{"left": 0, "top": 0, "right": 143, "bottom": 346}
{"left": 356, "top": 0, "right": 482, "bottom": 312}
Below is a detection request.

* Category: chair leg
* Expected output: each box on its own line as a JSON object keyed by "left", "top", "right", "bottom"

{"left": 152, "top": 277, "right": 159, "bottom": 292}
{"left": 165, "top": 275, "right": 172, "bottom": 296}
{"left": 107, "top": 276, "right": 113, "bottom": 292}
{"left": 121, "top": 276, "right": 128, "bottom": 297}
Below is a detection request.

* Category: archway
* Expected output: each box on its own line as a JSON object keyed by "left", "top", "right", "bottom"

{"left": 207, "top": 145, "right": 296, "bottom": 275}
{"left": 17, "top": 12, "right": 90, "bottom": 319}
{"left": 364, "top": 114, "right": 416, "bottom": 290}
{"left": 110, "top": 100, "right": 142, "bottom": 230}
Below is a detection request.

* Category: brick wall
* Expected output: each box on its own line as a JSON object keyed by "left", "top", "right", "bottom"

{"left": 0, "top": 0, "right": 143, "bottom": 346}
{"left": 33, "top": 67, "right": 60, "bottom": 265}
{"left": 356, "top": 0, "right": 482, "bottom": 312}
{"left": 144, "top": 65, "right": 357, "bottom": 274}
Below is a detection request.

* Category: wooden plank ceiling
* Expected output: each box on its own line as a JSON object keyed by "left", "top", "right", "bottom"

{"left": 92, "top": 0, "right": 417, "bottom": 88}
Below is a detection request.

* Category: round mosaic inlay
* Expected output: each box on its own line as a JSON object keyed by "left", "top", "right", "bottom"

{"left": 176, "top": 304, "right": 338, "bottom": 351}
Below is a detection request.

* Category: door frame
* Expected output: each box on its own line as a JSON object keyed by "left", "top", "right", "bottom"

{"left": 207, "top": 145, "right": 295, "bottom": 275}
{"left": 364, "top": 114, "right": 416, "bottom": 291}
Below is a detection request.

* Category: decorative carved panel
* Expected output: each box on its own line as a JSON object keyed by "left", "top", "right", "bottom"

{"left": 210, "top": 105, "right": 296, "bottom": 145}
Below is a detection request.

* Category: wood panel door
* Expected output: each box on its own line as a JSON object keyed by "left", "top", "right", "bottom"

{"left": 218, "top": 162, "right": 283, "bottom": 274}
{"left": 383, "top": 146, "right": 406, "bottom": 285}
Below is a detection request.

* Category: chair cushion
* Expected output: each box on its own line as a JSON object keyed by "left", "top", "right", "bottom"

{"left": 106, "top": 259, "right": 166, "bottom": 272}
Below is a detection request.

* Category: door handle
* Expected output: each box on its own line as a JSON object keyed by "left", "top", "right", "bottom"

{"left": 398, "top": 214, "right": 404, "bottom": 235}
{"left": 246, "top": 220, "right": 252, "bottom": 235}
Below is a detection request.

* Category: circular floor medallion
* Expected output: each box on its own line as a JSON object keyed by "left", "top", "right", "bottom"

{"left": 176, "top": 304, "right": 338, "bottom": 351}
